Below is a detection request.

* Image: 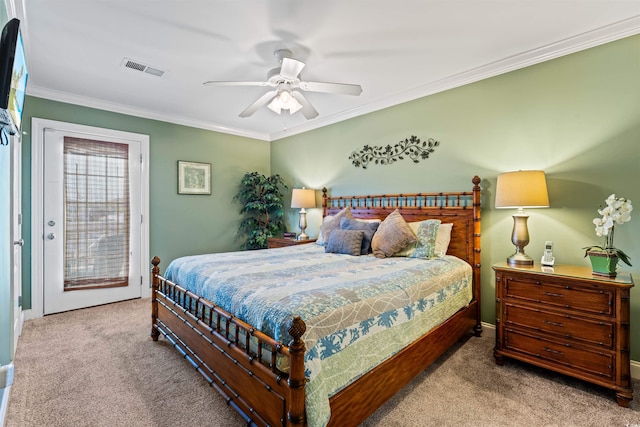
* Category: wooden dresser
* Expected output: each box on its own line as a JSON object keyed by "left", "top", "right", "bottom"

{"left": 493, "top": 262, "right": 634, "bottom": 407}
{"left": 266, "top": 237, "right": 317, "bottom": 248}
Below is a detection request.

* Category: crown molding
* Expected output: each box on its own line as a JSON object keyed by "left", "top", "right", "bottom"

{"left": 26, "top": 85, "right": 271, "bottom": 141}
{"left": 25, "top": 15, "right": 640, "bottom": 143}
{"left": 269, "top": 15, "right": 640, "bottom": 141}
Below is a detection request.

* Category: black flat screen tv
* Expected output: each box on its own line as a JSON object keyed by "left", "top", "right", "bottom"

{"left": 0, "top": 18, "right": 28, "bottom": 135}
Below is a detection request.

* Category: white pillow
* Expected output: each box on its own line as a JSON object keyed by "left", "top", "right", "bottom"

{"left": 395, "top": 221, "right": 453, "bottom": 257}
{"left": 435, "top": 223, "right": 453, "bottom": 256}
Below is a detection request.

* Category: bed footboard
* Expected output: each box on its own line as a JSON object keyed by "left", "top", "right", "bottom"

{"left": 151, "top": 257, "right": 307, "bottom": 426}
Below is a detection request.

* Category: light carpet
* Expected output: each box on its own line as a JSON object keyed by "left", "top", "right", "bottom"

{"left": 6, "top": 298, "right": 640, "bottom": 426}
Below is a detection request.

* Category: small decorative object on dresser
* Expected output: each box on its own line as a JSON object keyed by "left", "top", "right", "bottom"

{"left": 267, "top": 236, "right": 317, "bottom": 248}
{"left": 583, "top": 194, "right": 633, "bottom": 277}
{"left": 493, "top": 262, "right": 634, "bottom": 407}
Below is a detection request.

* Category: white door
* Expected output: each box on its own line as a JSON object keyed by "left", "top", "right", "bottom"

{"left": 42, "top": 127, "right": 143, "bottom": 314}
{"left": 11, "top": 131, "right": 22, "bottom": 355}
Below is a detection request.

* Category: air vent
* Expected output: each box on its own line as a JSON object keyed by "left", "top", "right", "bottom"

{"left": 122, "top": 58, "right": 166, "bottom": 78}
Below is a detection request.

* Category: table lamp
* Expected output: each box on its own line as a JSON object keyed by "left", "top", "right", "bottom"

{"left": 291, "top": 188, "right": 316, "bottom": 240}
{"left": 495, "top": 170, "right": 549, "bottom": 266}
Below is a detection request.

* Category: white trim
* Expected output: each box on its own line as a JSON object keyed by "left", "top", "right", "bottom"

{"left": 22, "top": 308, "right": 35, "bottom": 321}
{"left": 481, "top": 321, "right": 495, "bottom": 339}
{"left": 270, "top": 15, "right": 640, "bottom": 141}
{"left": 0, "top": 385, "right": 10, "bottom": 427}
{"left": 24, "top": 16, "right": 640, "bottom": 142}
{"left": 18, "top": 15, "right": 640, "bottom": 143}
{"left": 27, "top": 85, "right": 270, "bottom": 142}
{"left": 0, "top": 362, "right": 14, "bottom": 426}
{"left": 30, "top": 118, "right": 150, "bottom": 318}
{"left": 631, "top": 360, "right": 640, "bottom": 381}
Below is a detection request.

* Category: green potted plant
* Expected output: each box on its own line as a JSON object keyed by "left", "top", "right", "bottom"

{"left": 583, "top": 194, "right": 633, "bottom": 277}
{"left": 233, "top": 172, "right": 288, "bottom": 250}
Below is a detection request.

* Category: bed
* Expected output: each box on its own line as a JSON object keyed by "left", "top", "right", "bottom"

{"left": 150, "top": 175, "right": 482, "bottom": 426}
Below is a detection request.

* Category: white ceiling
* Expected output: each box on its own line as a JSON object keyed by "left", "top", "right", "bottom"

{"left": 13, "top": 1, "right": 640, "bottom": 141}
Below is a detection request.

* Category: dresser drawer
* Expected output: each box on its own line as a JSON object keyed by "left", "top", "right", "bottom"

{"left": 504, "top": 329, "right": 614, "bottom": 380}
{"left": 504, "top": 304, "right": 614, "bottom": 349}
{"left": 504, "top": 277, "right": 614, "bottom": 316}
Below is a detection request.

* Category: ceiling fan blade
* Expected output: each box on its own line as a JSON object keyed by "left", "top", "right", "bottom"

{"left": 280, "top": 57, "right": 305, "bottom": 79}
{"left": 291, "top": 91, "right": 319, "bottom": 119}
{"left": 203, "top": 81, "right": 272, "bottom": 87}
{"left": 298, "top": 81, "right": 362, "bottom": 96}
{"left": 239, "top": 90, "right": 278, "bottom": 118}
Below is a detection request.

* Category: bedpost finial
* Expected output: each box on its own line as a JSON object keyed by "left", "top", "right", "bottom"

{"left": 151, "top": 256, "right": 161, "bottom": 268}
{"left": 472, "top": 175, "right": 481, "bottom": 186}
{"left": 288, "top": 316, "right": 306, "bottom": 341}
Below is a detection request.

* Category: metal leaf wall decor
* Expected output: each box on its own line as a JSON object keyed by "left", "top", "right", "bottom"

{"left": 349, "top": 135, "right": 440, "bottom": 169}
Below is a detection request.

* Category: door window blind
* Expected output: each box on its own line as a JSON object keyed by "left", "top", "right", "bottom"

{"left": 63, "top": 137, "right": 130, "bottom": 290}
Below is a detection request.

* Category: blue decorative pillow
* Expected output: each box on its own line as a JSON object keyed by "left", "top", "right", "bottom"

{"left": 340, "top": 217, "right": 380, "bottom": 254}
{"left": 318, "top": 207, "right": 353, "bottom": 246}
{"left": 325, "top": 229, "right": 365, "bottom": 256}
{"left": 409, "top": 219, "right": 441, "bottom": 259}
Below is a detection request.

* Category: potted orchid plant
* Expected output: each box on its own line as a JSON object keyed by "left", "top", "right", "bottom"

{"left": 583, "top": 194, "right": 632, "bottom": 277}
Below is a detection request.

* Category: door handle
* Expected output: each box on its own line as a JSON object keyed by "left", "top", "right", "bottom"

{"left": 13, "top": 239, "right": 24, "bottom": 246}
{"left": 47, "top": 233, "right": 56, "bottom": 240}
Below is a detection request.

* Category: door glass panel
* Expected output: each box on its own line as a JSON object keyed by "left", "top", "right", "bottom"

{"left": 63, "top": 137, "right": 130, "bottom": 291}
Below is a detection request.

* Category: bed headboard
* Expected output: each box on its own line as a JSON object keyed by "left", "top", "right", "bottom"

{"left": 322, "top": 176, "right": 482, "bottom": 301}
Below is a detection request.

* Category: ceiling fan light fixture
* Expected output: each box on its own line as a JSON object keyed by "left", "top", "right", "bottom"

{"left": 205, "top": 49, "right": 360, "bottom": 119}
{"left": 268, "top": 90, "right": 302, "bottom": 115}
{"left": 267, "top": 99, "right": 282, "bottom": 114}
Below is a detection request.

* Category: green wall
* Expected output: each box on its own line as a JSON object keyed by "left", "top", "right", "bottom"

{"left": 17, "top": 33, "right": 640, "bottom": 360}
{"left": 271, "top": 35, "right": 640, "bottom": 359}
{"left": 21, "top": 98, "right": 270, "bottom": 308}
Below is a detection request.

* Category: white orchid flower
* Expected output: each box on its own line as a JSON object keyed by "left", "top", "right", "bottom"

{"left": 586, "top": 194, "right": 633, "bottom": 267}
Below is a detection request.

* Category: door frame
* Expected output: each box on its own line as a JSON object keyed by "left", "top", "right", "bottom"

{"left": 28, "top": 118, "right": 150, "bottom": 319}
{"left": 10, "top": 129, "right": 23, "bottom": 354}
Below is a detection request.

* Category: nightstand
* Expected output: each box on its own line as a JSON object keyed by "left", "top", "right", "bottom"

{"left": 493, "top": 262, "right": 634, "bottom": 407}
{"left": 267, "top": 237, "right": 317, "bottom": 249}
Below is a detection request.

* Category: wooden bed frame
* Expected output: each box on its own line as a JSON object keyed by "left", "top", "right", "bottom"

{"left": 150, "top": 175, "right": 482, "bottom": 426}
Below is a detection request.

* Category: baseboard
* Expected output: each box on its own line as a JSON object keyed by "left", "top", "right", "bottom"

{"left": 480, "top": 321, "right": 495, "bottom": 339}
{"left": 479, "top": 322, "right": 640, "bottom": 379}
{"left": 0, "top": 384, "right": 11, "bottom": 427}
{"left": 22, "top": 309, "right": 38, "bottom": 321}
{"left": 0, "top": 365, "right": 13, "bottom": 389}
{"left": 631, "top": 360, "right": 640, "bottom": 380}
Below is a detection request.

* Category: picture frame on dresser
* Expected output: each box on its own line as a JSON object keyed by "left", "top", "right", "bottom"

{"left": 178, "top": 160, "right": 211, "bottom": 195}
{"left": 493, "top": 262, "right": 634, "bottom": 407}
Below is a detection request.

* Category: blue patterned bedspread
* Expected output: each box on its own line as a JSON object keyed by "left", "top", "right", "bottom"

{"left": 164, "top": 244, "right": 473, "bottom": 427}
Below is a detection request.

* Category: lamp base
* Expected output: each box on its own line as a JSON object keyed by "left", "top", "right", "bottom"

{"left": 297, "top": 209, "right": 309, "bottom": 241}
{"left": 507, "top": 252, "right": 534, "bottom": 266}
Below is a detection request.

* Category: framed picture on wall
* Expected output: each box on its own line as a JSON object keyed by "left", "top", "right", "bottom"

{"left": 178, "top": 160, "right": 211, "bottom": 195}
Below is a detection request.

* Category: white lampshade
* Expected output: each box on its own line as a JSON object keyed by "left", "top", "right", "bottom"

{"left": 291, "top": 188, "right": 316, "bottom": 209}
{"left": 495, "top": 170, "right": 549, "bottom": 209}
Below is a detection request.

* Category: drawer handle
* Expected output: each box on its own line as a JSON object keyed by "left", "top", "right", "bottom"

{"left": 543, "top": 292, "right": 563, "bottom": 298}
{"left": 543, "top": 320, "right": 563, "bottom": 327}
{"left": 545, "top": 347, "right": 563, "bottom": 356}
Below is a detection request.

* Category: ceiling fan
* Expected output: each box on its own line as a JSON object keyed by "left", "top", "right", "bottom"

{"left": 203, "top": 49, "right": 363, "bottom": 119}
